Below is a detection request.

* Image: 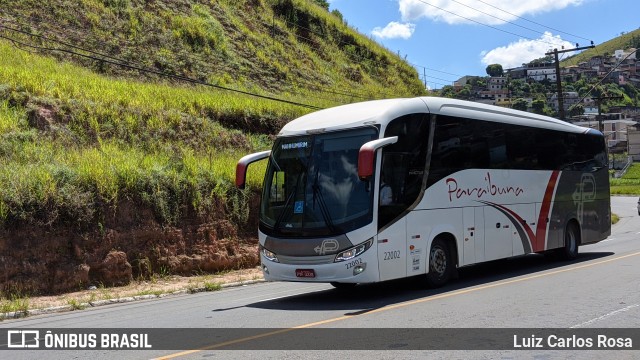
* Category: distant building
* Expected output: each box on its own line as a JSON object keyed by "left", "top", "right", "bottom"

{"left": 527, "top": 67, "right": 556, "bottom": 82}
{"left": 477, "top": 76, "right": 508, "bottom": 104}
{"left": 453, "top": 76, "right": 478, "bottom": 88}
{"left": 550, "top": 91, "right": 580, "bottom": 112}
{"left": 572, "top": 113, "right": 638, "bottom": 150}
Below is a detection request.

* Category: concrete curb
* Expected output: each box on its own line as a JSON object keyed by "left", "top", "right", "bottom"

{"left": 1, "top": 279, "right": 266, "bottom": 321}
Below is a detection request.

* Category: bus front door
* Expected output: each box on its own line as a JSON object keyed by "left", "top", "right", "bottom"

{"left": 377, "top": 218, "right": 407, "bottom": 282}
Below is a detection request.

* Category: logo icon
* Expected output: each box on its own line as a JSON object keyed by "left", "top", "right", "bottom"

{"left": 314, "top": 239, "right": 339, "bottom": 255}
{"left": 572, "top": 173, "right": 596, "bottom": 224}
{"left": 7, "top": 330, "right": 40, "bottom": 348}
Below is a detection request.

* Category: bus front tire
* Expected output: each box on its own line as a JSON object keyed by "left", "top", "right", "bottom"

{"left": 425, "top": 238, "right": 452, "bottom": 288}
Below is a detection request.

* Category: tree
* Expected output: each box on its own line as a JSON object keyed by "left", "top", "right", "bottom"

{"left": 512, "top": 98, "right": 528, "bottom": 111}
{"left": 312, "top": 0, "right": 330, "bottom": 10}
{"left": 508, "top": 79, "right": 529, "bottom": 97}
{"left": 468, "top": 77, "right": 486, "bottom": 89}
{"left": 457, "top": 85, "right": 472, "bottom": 99}
{"left": 569, "top": 103, "right": 584, "bottom": 117}
{"left": 439, "top": 85, "right": 456, "bottom": 98}
{"left": 486, "top": 64, "right": 503, "bottom": 77}
{"left": 331, "top": 9, "right": 344, "bottom": 22}
{"left": 528, "top": 55, "right": 554, "bottom": 65}
{"left": 531, "top": 99, "right": 546, "bottom": 114}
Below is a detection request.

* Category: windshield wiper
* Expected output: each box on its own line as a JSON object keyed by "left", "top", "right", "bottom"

{"left": 312, "top": 169, "right": 337, "bottom": 232}
{"left": 273, "top": 172, "right": 302, "bottom": 231}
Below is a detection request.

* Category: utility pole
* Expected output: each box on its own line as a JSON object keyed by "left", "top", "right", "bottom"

{"left": 546, "top": 43, "right": 595, "bottom": 120}
{"left": 423, "top": 67, "right": 427, "bottom": 92}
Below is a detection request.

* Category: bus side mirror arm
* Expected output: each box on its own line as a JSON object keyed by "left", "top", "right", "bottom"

{"left": 358, "top": 136, "right": 398, "bottom": 180}
{"left": 236, "top": 150, "right": 271, "bottom": 189}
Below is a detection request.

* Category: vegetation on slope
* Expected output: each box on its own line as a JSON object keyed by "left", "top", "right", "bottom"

{"left": 0, "top": 0, "right": 428, "bottom": 294}
{"left": 0, "top": 0, "right": 426, "bottom": 230}
{"left": 561, "top": 28, "right": 640, "bottom": 67}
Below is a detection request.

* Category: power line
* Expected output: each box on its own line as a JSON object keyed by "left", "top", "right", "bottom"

{"left": 473, "top": 0, "right": 592, "bottom": 43}
{"left": 414, "top": 0, "right": 567, "bottom": 47}
{"left": 419, "top": 74, "right": 455, "bottom": 84}
{"left": 1, "top": 3, "right": 427, "bottom": 103}
{"left": 579, "top": 48, "right": 638, "bottom": 103}
{"left": 449, "top": 0, "right": 556, "bottom": 40}
{"left": 0, "top": 23, "right": 324, "bottom": 110}
{"left": 0, "top": 13, "right": 391, "bottom": 105}
{"left": 409, "top": 63, "right": 463, "bottom": 78}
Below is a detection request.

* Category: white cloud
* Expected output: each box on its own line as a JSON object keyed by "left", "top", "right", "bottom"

{"left": 480, "top": 32, "right": 574, "bottom": 68}
{"left": 372, "top": 21, "right": 416, "bottom": 39}
{"left": 398, "top": 0, "right": 584, "bottom": 25}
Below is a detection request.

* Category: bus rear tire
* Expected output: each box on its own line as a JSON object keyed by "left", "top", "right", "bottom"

{"left": 425, "top": 238, "right": 452, "bottom": 288}
{"left": 559, "top": 222, "right": 579, "bottom": 260}
{"left": 330, "top": 282, "right": 357, "bottom": 290}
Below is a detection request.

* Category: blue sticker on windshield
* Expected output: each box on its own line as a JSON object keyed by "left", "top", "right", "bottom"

{"left": 294, "top": 201, "right": 304, "bottom": 214}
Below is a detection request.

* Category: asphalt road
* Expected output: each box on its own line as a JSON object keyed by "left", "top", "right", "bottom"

{"left": 1, "top": 196, "right": 639, "bottom": 359}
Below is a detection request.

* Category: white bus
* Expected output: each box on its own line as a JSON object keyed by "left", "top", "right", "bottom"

{"left": 236, "top": 97, "right": 611, "bottom": 288}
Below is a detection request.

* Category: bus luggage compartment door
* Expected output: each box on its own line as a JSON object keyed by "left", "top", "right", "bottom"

{"left": 483, "top": 206, "right": 513, "bottom": 261}
{"left": 463, "top": 206, "right": 485, "bottom": 265}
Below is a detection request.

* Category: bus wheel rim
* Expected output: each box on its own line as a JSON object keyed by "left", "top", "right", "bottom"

{"left": 431, "top": 247, "right": 446, "bottom": 275}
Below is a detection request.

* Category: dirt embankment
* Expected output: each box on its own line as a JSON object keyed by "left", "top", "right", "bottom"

{"left": 0, "top": 194, "right": 262, "bottom": 296}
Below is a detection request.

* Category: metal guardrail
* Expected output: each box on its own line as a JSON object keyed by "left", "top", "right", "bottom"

{"left": 613, "top": 156, "right": 633, "bottom": 178}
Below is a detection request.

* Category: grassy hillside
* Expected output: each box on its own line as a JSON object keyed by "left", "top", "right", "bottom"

{"left": 0, "top": 0, "right": 426, "bottom": 294}
{"left": 561, "top": 28, "right": 640, "bottom": 67}
{"left": 611, "top": 164, "right": 640, "bottom": 195}
{"left": 0, "top": 0, "right": 424, "bottom": 102}
{"left": 0, "top": 0, "right": 426, "bottom": 229}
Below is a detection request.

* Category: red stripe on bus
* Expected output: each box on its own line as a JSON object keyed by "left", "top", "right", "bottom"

{"left": 486, "top": 202, "right": 535, "bottom": 252}
{"left": 534, "top": 171, "right": 560, "bottom": 252}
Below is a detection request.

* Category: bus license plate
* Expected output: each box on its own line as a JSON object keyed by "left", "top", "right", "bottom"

{"left": 295, "top": 269, "right": 315, "bottom": 278}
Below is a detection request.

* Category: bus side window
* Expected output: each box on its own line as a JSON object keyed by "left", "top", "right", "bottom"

{"left": 379, "top": 113, "right": 430, "bottom": 229}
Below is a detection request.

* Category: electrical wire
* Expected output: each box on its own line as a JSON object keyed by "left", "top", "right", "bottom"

{"left": 473, "top": 0, "right": 592, "bottom": 43}
{"left": 0, "top": 23, "right": 324, "bottom": 110}
{"left": 2, "top": 7, "right": 408, "bottom": 103}
{"left": 579, "top": 48, "right": 638, "bottom": 103}
{"left": 413, "top": 0, "right": 568, "bottom": 47}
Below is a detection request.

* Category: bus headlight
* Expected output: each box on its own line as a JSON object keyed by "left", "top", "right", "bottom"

{"left": 260, "top": 245, "right": 279, "bottom": 263}
{"left": 334, "top": 238, "right": 373, "bottom": 262}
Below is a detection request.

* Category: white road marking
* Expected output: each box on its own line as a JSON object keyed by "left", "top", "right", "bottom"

{"left": 570, "top": 304, "right": 640, "bottom": 328}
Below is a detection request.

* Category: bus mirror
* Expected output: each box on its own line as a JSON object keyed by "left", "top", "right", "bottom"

{"left": 235, "top": 150, "right": 271, "bottom": 189}
{"left": 357, "top": 137, "right": 398, "bottom": 180}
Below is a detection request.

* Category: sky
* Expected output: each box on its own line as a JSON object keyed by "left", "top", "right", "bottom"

{"left": 327, "top": 0, "right": 640, "bottom": 89}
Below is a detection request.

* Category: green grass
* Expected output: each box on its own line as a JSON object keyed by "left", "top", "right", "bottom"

{"left": 0, "top": 295, "right": 30, "bottom": 316}
{"left": 0, "top": 39, "right": 272, "bottom": 227}
{"left": 66, "top": 298, "right": 86, "bottom": 310}
{"left": 610, "top": 163, "right": 640, "bottom": 195}
{"left": 562, "top": 29, "right": 640, "bottom": 67}
{"left": 0, "top": 0, "right": 428, "bottom": 231}
{"left": 612, "top": 213, "right": 619, "bottom": 224}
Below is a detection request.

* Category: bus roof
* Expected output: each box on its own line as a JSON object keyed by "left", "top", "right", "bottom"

{"left": 278, "top": 97, "right": 596, "bottom": 137}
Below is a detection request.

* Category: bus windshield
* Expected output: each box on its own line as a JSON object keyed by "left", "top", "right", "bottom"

{"left": 260, "top": 127, "right": 378, "bottom": 237}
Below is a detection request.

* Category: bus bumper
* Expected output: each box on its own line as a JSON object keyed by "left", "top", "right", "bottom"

{"left": 259, "top": 248, "right": 379, "bottom": 284}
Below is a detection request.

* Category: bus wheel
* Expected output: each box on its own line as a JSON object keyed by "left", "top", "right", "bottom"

{"left": 425, "top": 238, "right": 452, "bottom": 288}
{"left": 330, "top": 282, "right": 357, "bottom": 290}
{"left": 559, "top": 222, "right": 579, "bottom": 260}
